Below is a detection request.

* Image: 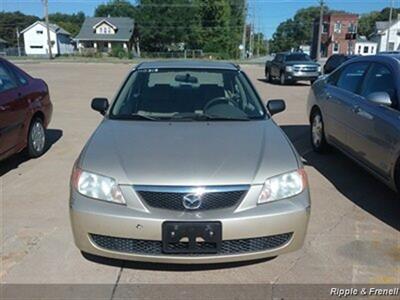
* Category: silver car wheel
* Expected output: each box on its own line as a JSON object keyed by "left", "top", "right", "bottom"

{"left": 31, "top": 121, "right": 45, "bottom": 153}
{"left": 312, "top": 114, "right": 323, "bottom": 147}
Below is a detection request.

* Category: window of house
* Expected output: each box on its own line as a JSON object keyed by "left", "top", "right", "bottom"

{"left": 333, "top": 43, "right": 340, "bottom": 54}
{"left": 358, "top": 46, "right": 362, "bottom": 54}
{"left": 334, "top": 22, "right": 342, "bottom": 33}
{"left": 371, "top": 46, "right": 375, "bottom": 53}
{"left": 322, "top": 23, "right": 329, "bottom": 33}
{"left": 36, "top": 30, "right": 43, "bottom": 34}
{"left": 389, "top": 42, "right": 395, "bottom": 51}
{"left": 363, "top": 46, "right": 369, "bottom": 54}
{"left": 348, "top": 23, "right": 357, "bottom": 33}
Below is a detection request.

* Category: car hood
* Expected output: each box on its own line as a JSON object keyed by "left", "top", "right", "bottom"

{"left": 79, "top": 119, "right": 300, "bottom": 186}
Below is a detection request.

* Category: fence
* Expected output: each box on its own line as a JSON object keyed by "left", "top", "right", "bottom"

{"left": 0, "top": 47, "right": 25, "bottom": 57}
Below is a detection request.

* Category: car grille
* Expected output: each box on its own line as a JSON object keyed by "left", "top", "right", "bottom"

{"left": 135, "top": 186, "right": 248, "bottom": 211}
{"left": 293, "top": 65, "right": 318, "bottom": 72}
{"left": 90, "top": 233, "right": 293, "bottom": 256}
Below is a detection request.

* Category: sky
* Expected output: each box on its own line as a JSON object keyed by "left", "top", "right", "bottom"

{"left": 0, "top": 0, "right": 399, "bottom": 38}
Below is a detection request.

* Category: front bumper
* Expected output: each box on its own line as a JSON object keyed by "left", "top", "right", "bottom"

{"left": 70, "top": 186, "right": 310, "bottom": 264}
{"left": 286, "top": 71, "right": 320, "bottom": 81}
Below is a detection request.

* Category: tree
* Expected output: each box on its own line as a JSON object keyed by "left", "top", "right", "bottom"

{"left": 199, "top": 0, "right": 232, "bottom": 57}
{"left": 270, "top": 6, "right": 325, "bottom": 53}
{"left": 137, "top": 0, "right": 201, "bottom": 52}
{"left": 92, "top": 0, "right": 247, "bottom": 58}
{"left": 94, "top": 0, "right": 137, "bottom": 18}
{"left": 49, "top": 12, "right": 85, "bottom": 37}
{"left": 358, "top": 7, "right": 400, "bottom": 37}
{"left": 0, "top": 11, "right": 39, "bottom": 46}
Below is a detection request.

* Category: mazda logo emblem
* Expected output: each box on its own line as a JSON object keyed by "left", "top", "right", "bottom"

{"left": 182, "top": 193, "right": 202, "bottom": 210}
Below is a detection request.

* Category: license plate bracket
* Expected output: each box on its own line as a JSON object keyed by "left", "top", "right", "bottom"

{"left": 162, "top": 221, "right": 222, "bottom": 254}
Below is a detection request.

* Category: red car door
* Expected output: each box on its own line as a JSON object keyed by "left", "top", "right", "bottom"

{"left": 0, "top": 62, "right": 28, "bottom": 156}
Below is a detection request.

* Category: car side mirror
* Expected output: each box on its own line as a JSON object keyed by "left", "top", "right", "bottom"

{"left": 91, "top": 98, "right": 109, "bottom": 115}
{"left": 267, "top": 99, "right": 286, "bottom": 116}
{"left": 366, "top": 92, "right": 392, "bottom": 107}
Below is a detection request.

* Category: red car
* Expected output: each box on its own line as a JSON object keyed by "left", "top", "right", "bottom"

{"left": 0, "top": 58, "right": 52, "bottom": 161}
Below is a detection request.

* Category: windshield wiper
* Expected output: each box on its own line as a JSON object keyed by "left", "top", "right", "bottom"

{"left": 115, "top": 114, "right": 159, "bottom": 121}
{"left": 199, "top": 114, "right": 250, "bottom": 121}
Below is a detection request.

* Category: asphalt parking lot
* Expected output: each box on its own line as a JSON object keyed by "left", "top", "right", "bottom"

{"left": 1, "top": 63, "right": 399, "bottom": 287}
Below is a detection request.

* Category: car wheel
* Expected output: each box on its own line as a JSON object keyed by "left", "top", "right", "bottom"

{"left": 280, "top": 73, "right": 287, "bottom": 85}
{"left": 265, "top": 69, "right": 271, "bottom": 82}
{"left": 310, "top": 110, "right": 329, "bottom": 153}
{"left": 27, "top": 117, "right": 46, "bottom": 158}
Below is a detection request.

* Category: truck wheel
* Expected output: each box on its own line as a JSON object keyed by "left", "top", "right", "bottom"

{"left": 280, "top": 73, "right": 287, "bottom": 85}
{"left": 27, "top": 117, "right": 46, "bottom": 158}
{"left": 265, "top": 69, "right": 271, "bottom": 82}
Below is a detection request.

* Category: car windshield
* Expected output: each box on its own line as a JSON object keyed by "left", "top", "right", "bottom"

{"left": 110, "top": 68, "right": 266, "bottom": 121}
{"left": 285, "top": 54, "right": 311, "bottom": 62}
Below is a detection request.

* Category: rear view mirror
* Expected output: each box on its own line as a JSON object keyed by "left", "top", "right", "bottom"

{"left": 175, "top": 74, "right": 198, "bottom": 84}
{"left": 91, "top": 98, "right": 109, "bottom": 115}
{"left": 366, "top": 92, "right": 392, "bottom": 107}
{"left": 267, "top": 99, "right": 286, "bottom": 116}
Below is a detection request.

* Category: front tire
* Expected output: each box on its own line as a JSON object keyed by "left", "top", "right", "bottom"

{"left": 280, "top": 73, "right": 287, "bottom": 85}
{"left": 310, "top": 110, "right": 329, "bottom": 153}
{"left": 265, "top": 69, "right": 271, "bottom": 82}
{"left": 27, "top": 118, "right": 46, "bottom": 158}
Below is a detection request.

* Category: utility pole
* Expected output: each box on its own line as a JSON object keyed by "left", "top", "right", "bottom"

{"left": 42, "top": 0, "right": 53, "bottom": 59}
{"left": 249, "top": 23, "right": 253, "bottom": 58}
{"left": 316, "top": 0, "right": 324, "bottom": 61}
{"left": 386, "top": 0, "right": 394, "bottom": 51}
{"left": 241, "top": 0, "right": 247, "bottom": 60}
{"left": 16, "top": 27, "right": 21, "bottom": 57}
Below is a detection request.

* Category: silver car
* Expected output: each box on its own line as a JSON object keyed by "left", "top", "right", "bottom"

{"left": 70, "top": 61, "right": 310, "bottom": 264}
{"left": 308, "top": 55, "right": 400, "bottom": 192}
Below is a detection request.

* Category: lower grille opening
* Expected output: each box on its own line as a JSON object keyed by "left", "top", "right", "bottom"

{"left": 90, "top": 233, "right": 293, "bottom": 256}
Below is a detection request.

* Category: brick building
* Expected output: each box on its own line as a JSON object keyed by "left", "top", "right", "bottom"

{"left": 311, "top": 13, "right": 359, "bottom": 59}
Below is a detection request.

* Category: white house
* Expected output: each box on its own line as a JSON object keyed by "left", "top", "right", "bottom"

{"left": 370, "top": 18, "right": 400, "bottom": 53}
{"left": 354, "top": 36, "right": 377, "bottom": 56}
{"left": 21, "top": 21, "right": 74, "bottom": 56}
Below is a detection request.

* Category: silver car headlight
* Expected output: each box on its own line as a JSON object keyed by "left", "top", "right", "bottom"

{"left": 317, "top": 66, "right": 322, "bottom": 72}
{"left": 71, "top": 166, "right": 126, "bottom": 204}
{"left": 285, "top": 66, "right": 293, "bottom": 72}
{"left": 258, "top": 169, "right": 308, "bottom": 204}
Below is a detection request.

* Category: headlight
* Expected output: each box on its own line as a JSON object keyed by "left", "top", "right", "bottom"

{"left": 258, "top": 169, "right": 307, "bottom": 204}
{"left": 317, "top": 66, "right": 322, "bottom": 72}
{"left": 71, "top": 166, "right": 126, "bottom": 204}
{"left": 285, "top": 66, "right": 293, "bottom": 72}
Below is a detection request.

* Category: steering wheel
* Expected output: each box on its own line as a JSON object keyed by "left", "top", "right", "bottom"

{"left": 203, "top": 97, "right": 239, "bottom": 111}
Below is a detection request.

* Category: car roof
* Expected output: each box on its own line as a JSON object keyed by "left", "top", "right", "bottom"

{"left": 135, "top": 60, "right": 239, "bottom": 71}
{"left": 336, "top": 55, "right": 400, "bottom": 73}
{"left": 344, "top": 54, "right": 400, "bottom": 65}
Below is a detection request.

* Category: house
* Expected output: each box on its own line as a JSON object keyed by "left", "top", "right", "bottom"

{"left": 354, "top": 36, "right": 377, "bottom": 56}
{"left": 370, "top": 17, "right": 400, "bottom": 52}
{"left": 75, "top": 17, "right": 136, "bottom": 53}
{"left": 21, "top": 21, "right": 74, "bottom": 56}
{"left": 311, "top": 13, "right": 359, "bottom": 58}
